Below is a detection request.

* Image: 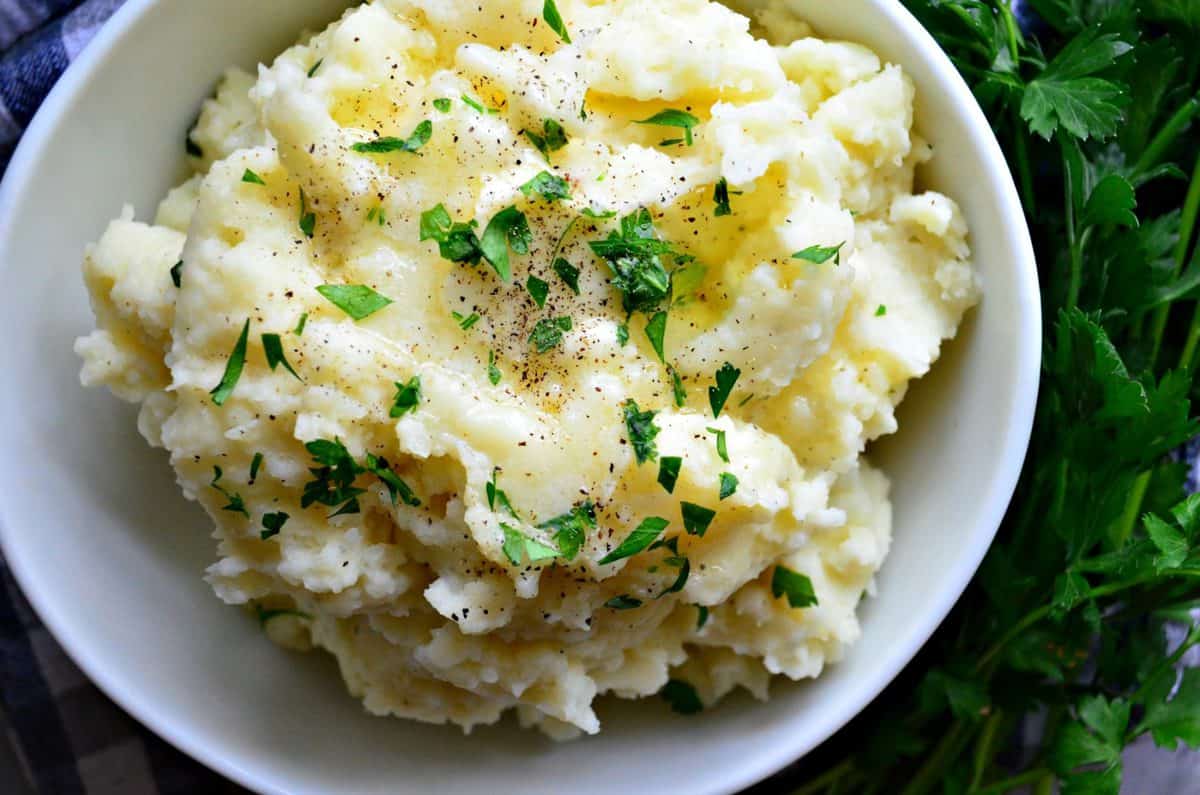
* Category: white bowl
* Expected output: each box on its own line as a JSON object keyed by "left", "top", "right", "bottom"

{"left": 0, "top": 1, "right": 1039, "bottom": 793}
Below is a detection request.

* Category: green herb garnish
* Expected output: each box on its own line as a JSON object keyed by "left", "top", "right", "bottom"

{"left": 876, "top": 304, "right": 887, "bottom": 316}
{"left": 680, "top": 502, "right": 715, "bottom": 537}
{"left": 696, "top": 605, "right": 709, "bottom": 629}
{"left": 668, "top": 365, "right": 686, "bottom": 407}
{"left": 351, "top": 120, "right": 433, "bottom": 155}
{"left": 262, "top": 333, "right": 302, "bottom": 381}
{"left": 529, "top": 316, "right": 573, "bottom": 353}
{"left": 657, "top": 555, "right": 690, "bottom": 597}
{"left": 520, "top": 171, "right": 571, "bottom": 202}
{"left": 486, "top": 468, "right": 519, "bottom": 519}
{"left": 433, "top": 97, "right": 452, "bottom": 113}
{"left": 299, "top": 188, "right": 315, "bottom": 238}
{"left": 480, "top": 206, "right": 531, "bottom": 281}
{"left": 771, "top": 565, "right": 818, "bottom": 608}
{"left": 452, "top": 311, "right": 480, "bottom": 330}
{"left": 242, "top": 169, "right": 266, "bottom": 185}
{"left": 658, "top": 456, "right": 682, "bottom": 494}
{"left": 543, "top": 0, "right": 571, "bottom": 43}
{"left": 713, "top": 177, "right": 734, "bottom": 216}
{"left": 210, "top": 319, "right": 250, "bottom": 406}
{"left": 301, "top": 438, "right": 365, "bottom": 516}
{"left": 307, "top": 59, "right": 323, "bottom": 78}
{"left": 719, "top": 472, "right": 738, "bottom": 501}
{"left": 605, "top": 595, "right": 642, "bottom": 610}
{"left": 590, "top": 208, "right": 674, "bottom": 315}
{"left": 660, "top": 679, "right": 703, "bottom": 714}
{"left": 170, "top": 260, "right": 183, "bottom": 288}
{"left": 791, "top": 242, "right": 845, "bottom": 266}
{"left": 707, "top": 362, "right": 740, "bottom": 418}
{"left": 261, "top": 512, "right": 288, "bottom": 540}
{"left": 635, "top": 109, "right": 700, "bottom": 146}
{"left": 389, "top": 376, "right": 420, "bottom": 418}
{"left": 553, "top": 258, "right": 581, "bottom": 294}
{"left": 644, "top": 311, "right": 668, "bottom": 362}
{"left": 523, "top": 118, "right": 568, "bottom": 161}
{"left": 249, "top": 452, "right": 264, "bottom": 483}
{"left": 622, "top": 399, "right": 659, "bottom": 464}
{"left": 526, "top": 275, "right": 550, "bottom": 308}
{"left": 364, "top": 454, "right": 420, "bottom": 507}
{"left": 538, "top": 502, "right": 596, "bottom": 561}
{"left": 366, "top": 205, "right": 386, "bottom": 226}
{"left": 487, "top": 350, "right": 502, "bottom": 385}
{"left": 501, "top": 524, "right": 559, "bottom": 566}
{"left": 316, "top": 284, "right": 393, "bottom": 321}
{"left": 598, "top": 516, "right": 670, "bottom": 564}
{"left": 420, "top": 204, "right": 485, "bottom": 266}
{"left": 210, "top": 466, "right": 249, "bottom": 518}
{"left": 294, "top": 313, "right": 308, "bottom": 336}
{"left": 616, "top": 323, "right": 630, "bottom": 347}
{"left": 705, "top": 426, "right": 729, "bottom": 463}
{"left": 461, "top": 94, "right": 498, "bottom": 115}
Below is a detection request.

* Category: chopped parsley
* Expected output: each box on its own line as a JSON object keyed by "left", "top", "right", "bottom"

{"left": 242, "top": 169, "right": 266, "bottom": 185}
{"left": 301, "top": 439, "right": 366, "bottom": 517}
{"left": 658, "top": 456, "right": 682, "bottom": 494}
{"left": 487, "top": 350, "right": 502, "bottom": 385}
{"left": 529, "top": 316, "right": 573, "bottom": 353}
{"left": 523, "top": 118, "right": 568, "bottom": 161}
{"left": 598, "top": 516, "right": 670, "bottom": 565}
{"left": 501, "top": 524, "right": 559, "bottom": 566}
{"left": 707, "top": 362, "right": 741, "bottom": 418}
{"left": 644, "top": 311, "right": 668, "bottom": 362}
{"left": 670, "top": 257, "right": 708, "bottom": 307}
{"left": 420, "top": 204, "right": 484, "bottom": 266}
{"left": 519, "top": 171, "right": 571, "bottom": 202}
{"left": 480, "top": 205, "right": 531, "bottom": 281}
{"left": 605, "top": 595, "right": 642, "bottom": 610}
{"left": 791, "top": 242, "right": 846, "bottom": 266}
{"left": 876, "top": 304, "right": 888, "bottom": 316}
{"left": 622, "top": 399, "right": 659, "bottom": 464}
{"left": 706, "top": 426, "right": 729, "bottom": 463}
{"left": 299, "top": 189, "right": 315, "bottom": 238}
{"left": 262, "top": 333, "right": 302, "bottom": 381}
{"left": 526, "top": 275, "right": 550, "bottom": 308}
{"left": 713, "top": 177, "right": 734, "bottom": 216}
{"left": 185, "top": 133, "right": 202, "bottom": 158}
{"left": 719, "top": 472, "right": 739, "bottom": 501}
{"left": 210, "top": 319, "right": 250, "bottom": 406}
{"left": 538, "top": 502, "right": 596, "bottom": 561}
{"left": 306, "top": 59, "right": 323, "bottom": 78}
{"left": 590, "top": 209, "right": 674, "bottom": 315}
{"left": 681, "top": 502, "right": 716, "bottom": 537}
{"left": 366, "top": 205, "right": 386, "bottom": 226}
{"left": 461, "top": 94, "right": 498, "bottom": 115}
{"left": 486, "top": 468, "right": 520, "bottom": 519}
{"left": 389, "top": 376, "right": 420, "bottom": 418}
{"left": 553, "top": 259, "right": 581, "bottom": 294}
{"left": 351, "top": 120, "right": 433, "bottom": 155}
{"left": 668, "top": 365, "right": 686, "bottom": 407}
{"left": 294, "top": 313, "right": 308, "bottom": 336}
{"left": 254, "top": 605, "right": 312, "bottom": 626}
{"left": 452, "top": 311, "right": 480, "bottom": 330}
{"left": 582, "top": 207, "right": 616, "bottom": 219}
{"left": 660, "top": 679, "right": 703, "bottom": 714}
{"left": 170, "top": 260, "right": 183, "bottom": 288}
{"left": 635, "top": 109, "right": 700, "bottom": 146}
{"left": 696, "top": 605, "right": 709, "bottom": 629}
{"left": 433, "top": 97, "right": 452, "bottom": 113}
{"left": 364, "top": 454, "right": 420, "bottom": 507}
{"left": 249, "top": 452, "right": 264, "bottom": 483}
{"left": 261, "top": 511, "right": 289, "bottom": 540}
{"left": 316, "top": 284, "right": 393, "bottom": 320}
{"left": 771, "top": 565, "right": 818, "bottom": 608}
{"left": 210, "top": 466, "right": 249, "bottom": 518}
{"left": 658, "top": 555, "right": 690, "bottom": 597}
{"left": 616, "top": 323, "right": 630, "bottom": 347}
{"left": 543, "top": 0, "right": 571, "bottom": 44}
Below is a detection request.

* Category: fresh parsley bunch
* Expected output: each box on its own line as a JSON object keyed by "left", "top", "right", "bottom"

{"left": 786, "top": 3, "right": 1200, "bottom": 794}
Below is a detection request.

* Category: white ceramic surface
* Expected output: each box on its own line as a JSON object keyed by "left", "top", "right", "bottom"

{"left": 0, "top": 1, "right": 1040, "bottom": 793}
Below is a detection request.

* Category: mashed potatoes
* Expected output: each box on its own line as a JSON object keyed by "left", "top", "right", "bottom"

{"left": 75, "top": 0, "right": 978, "bottom": 737}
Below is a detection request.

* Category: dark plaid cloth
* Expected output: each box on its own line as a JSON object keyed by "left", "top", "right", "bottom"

{"left": 0, "top": 2, "right": 1196, "bottom": 794}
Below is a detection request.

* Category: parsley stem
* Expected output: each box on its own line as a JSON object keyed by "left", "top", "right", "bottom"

{"left": 996, "top": 3, "right": 1034, "bottom": 215}
{"left": 790, "top": 759, "right": 857, "bottom": 795}
{"left": 1146, "top": 149, "right": 1200, "bottom": 367}
{"left": 1126, "top": 623, "right": 1200, "bottom": 709}
{"left": 969, "top": 710, "right": 1005, "bottom": 790}
{"left": 898, "top": 719, "right": 973, "bottom": 795}
{"left": 968, "top": 767, "right": 1051, "bottom": 795}
{"left": 1061, "top": 138, "right": 1084, "bottom": 311}
{"left": 1133, "top": 97, "right": 1200, "bottom": 177}
{"left": 1111, "top": 469, "right": 1150, "bottom": 546}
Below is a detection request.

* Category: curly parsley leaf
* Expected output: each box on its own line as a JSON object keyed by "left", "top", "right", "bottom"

{"left": 301, "top": 438, "right": 365, "bottom": 516}
{"left": 316, "top": 284, "right": 393, "bottom": 321}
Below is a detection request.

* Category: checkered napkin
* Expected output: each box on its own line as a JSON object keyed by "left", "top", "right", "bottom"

{"left": 0, "top": 2, "right": 1195, "bottom": 794}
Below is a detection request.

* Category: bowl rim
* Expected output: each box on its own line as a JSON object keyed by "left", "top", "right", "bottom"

{"left": 0, "top": 0, "right": 1041, "bottom": 792}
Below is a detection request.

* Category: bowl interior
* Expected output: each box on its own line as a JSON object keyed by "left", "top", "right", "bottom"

{"left": 0, "top": 1, "right": 1038, "bottom": 793}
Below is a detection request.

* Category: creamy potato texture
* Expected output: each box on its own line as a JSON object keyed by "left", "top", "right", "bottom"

{"left": 76, "top": 0, "right": 978, "bottom": 737}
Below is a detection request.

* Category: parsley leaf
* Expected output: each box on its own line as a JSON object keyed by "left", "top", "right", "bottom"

{"left": 636, "top": 109, "right": 700, "bottom": 146}
{"left": 352, "top": 122, "right": 433, "bottom": 155}
{"left": 529, "top": 316, "right": 573, "bottom": 353}
{"left": 876, "top": 304, "right": 887, "bottom": 316}
{"left": 543, "top": 0, "right": 571, "bottom": 43}
{"left": 657, "top": 555, "right": 690, "bottom": 597}
{"left": 486, "top": 468, "right": 519, "bottom": 519}
{"left": 364, "top": 454, "right": 420, "bottom": 507}
{"left": 210, "top": 319, "right": 250, "bottom": 406}
{"left": 1020, "top": 30, "right": 1132, "bottom": 141}
{"left": 622, "top": 399, "right": 659, "bottom": 464}
{"left": 706, "top": 426, "right": 729, "bottom": 463}
{"left": 301, "top": 438, "right": 365, "bottom": 516}
{"left": 590, "top": 208, "right": 674, "bottom": 314}
{"left": 210, "top": 466, "right": 249, "bottom": 518}
{"left": 433, "top": 98, "right": 451, "bottom": 112}
{"left": 644, "top": 311, "right": 668, "bottom": 362}
{"left": 249, "top": 452, "right": 263, "bottom": 483}
{"left": 420, "top": 204, "right": 484, "bottom": 266}
{"left": 696, "top": 604, "right": 709, "bottom": 629}
{"left": 299, "top": 188, "right": 315, "bottom": 238}
{"left": 538, "top": 502, "right": 596, "bottom": 561}
{"left": 501, "top": 524, "right": 559, "bottom": 566}
{"left": 461, "top": 94, "right": 498, "bottom": 115}
{"left": 452, "top": 311, "right": 480, "bottom": 330}
{"left": 307, "top": 59, "right": 323, "bottom": 78}
{"left": 294, "top": 313, "right": 308, "bottom": 336}
{"left": 316, "top": 284, "right": 393, "bottom": 320}
{"left": 707, "top": 362, "right": 741, "bottom": 418}
{"left": 260, "top": 511, "right": 288, "bottom": 540}
{"left": 680, "top": 502, "right": 716, "bottom": 537}
{"left": 520, "top": 170, "right": 571, "bottom": 202}
{"left": 713, "top": 177, "right": 733, "bottom": 216}
{"left": 605, "top": 595, "right": 642, "bottom": 610}
{"left": 480, "top": 206, "right": 531, "bottom": 281}
{"left": 668, "top": 365, "right": 687, "bottom": 407}
{"left": 792, "top": 242, "right": 846, "bottom": 266}
{"left": 262, "top": 333, "right": 302, "bottom": 381}
{"left": 170, "top": 260, "right": 183, "bottom": 288}
{"left": 719, "top": 472, "right": 738, "bottom": 500}
{"left": 523, "top": 118, "right": 568, "bottom": 161}
{"left": 526, "top": 275, "right": 550, "bottom": 308}
{"left": 553, "top": 258, "right": 581, "bottom": 294}
{"left": 658, "top": 456, "right": 682, "bottom": 494}
{"left": 660, "top": 679, "right": 703, "bottom": 714}
{"left": 242, "top": 169, "right": 266, "bottom": 185}
{"left": 487, "top": 350, "right": 502, "bottom": 385}
{"left": 771, "top": 565, "right": 818, "bottom": 608}
{"left": 599, "top": 516, "right": 670, "bottom": 564}
{"left": 616, "top": 323, "right": 630, "bottom": 347}
{"left": 389, "top": 376, "right": 420, "bottom": 418}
